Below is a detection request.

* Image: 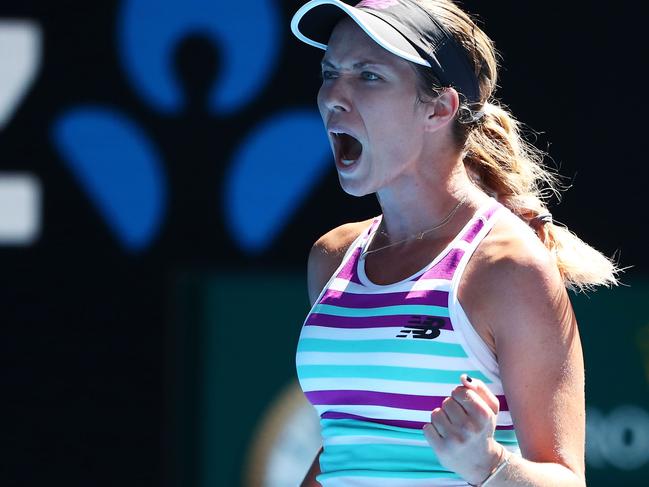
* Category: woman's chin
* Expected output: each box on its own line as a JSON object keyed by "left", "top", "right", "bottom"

{"left": 335, "top": 152, "right": 377, "bottom": 197}
{"left": 338, "top": 176, "right": 373, "bottom": 198}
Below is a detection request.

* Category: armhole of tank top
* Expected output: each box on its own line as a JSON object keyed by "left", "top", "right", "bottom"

{"left": 448, "top": 206, "right": 504, "bottom": 382}
{"left": 306, "top": 218, "right": 378, "bottom": 314}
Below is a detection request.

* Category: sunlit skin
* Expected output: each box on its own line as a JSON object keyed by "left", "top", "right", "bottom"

{"left": 317, "top": 19, "right": 429, "bottom": 198}
{"left": 317, "top": 17, "right": 489, "bottom": 244}
{"left": 303, "top": 15, "right": 586, "bottom": 487}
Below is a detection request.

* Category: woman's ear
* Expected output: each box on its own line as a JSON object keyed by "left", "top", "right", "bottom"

{"left": 423, "top": 88, "right": 460, "bottom": 133}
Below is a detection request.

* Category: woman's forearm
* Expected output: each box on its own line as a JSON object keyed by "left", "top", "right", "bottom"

{"left": 476, "top": 453, "right": 585, "bottom": 487}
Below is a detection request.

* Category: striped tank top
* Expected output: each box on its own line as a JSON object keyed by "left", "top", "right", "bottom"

{"left": 296, "top": 198, "right": 521, "bottom": 486}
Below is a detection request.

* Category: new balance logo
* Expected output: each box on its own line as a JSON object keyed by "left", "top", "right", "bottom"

{"left": 396, "top": 316, "right": 445, "bottom": 339}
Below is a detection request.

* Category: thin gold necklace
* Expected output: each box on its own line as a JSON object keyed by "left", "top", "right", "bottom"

{"left": 360, "top": 195, "right": 469, "bottom": 260}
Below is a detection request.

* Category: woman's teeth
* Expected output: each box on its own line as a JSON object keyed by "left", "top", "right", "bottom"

{"left": 332, "top": 132, "right": 363, "bottom": 165}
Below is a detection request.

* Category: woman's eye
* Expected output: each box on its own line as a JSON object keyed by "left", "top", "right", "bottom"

{"left": 319, "top": 71, "right": 380, "bottom": 81}
{"left": 361, "top": 72, "right": 380, "bottom": 81}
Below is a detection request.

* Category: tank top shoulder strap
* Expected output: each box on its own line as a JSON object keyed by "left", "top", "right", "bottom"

{"left": 445, "top": 198, "right": 506, "bottom": 378}
{"left": 334, "top": 216, "right": 382, "bottom": 284}
{"left": 455, "top": 198, "right": 504, "bottom": 250}
{"left": 310, "top": 217, "right": 381, "bottom": 307}
{"left": 417, "top": 198, "right": 504, "bottom": 282}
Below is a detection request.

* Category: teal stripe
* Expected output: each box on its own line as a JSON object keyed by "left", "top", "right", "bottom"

{"left": 318, "top": 469, "right": 462, "bottom": 480}
{"left": 494, "top": 429, "right": 519, "bottom": 444}
{"left": 319, "top": 444, "right": 458, "bottom": 478}
{"left": 297, "top": 338, "right": 468, "bottom": 357}
{"left": 298, "top": 365, "right": 491, "bottom": 383}
{"left": 321, "top": 418, "right": 518, "bottom": 445}
{"left": 321, "top": 418, "right": 421, "bottom": 437}
{"left": 320, "top": 419, "right": 426, "bottom": 440}
{"left": 312, "top": 303, "right": 449, "bottom": 318}
{"left": 323, "top": 425, "right": 425, "bottom": 442}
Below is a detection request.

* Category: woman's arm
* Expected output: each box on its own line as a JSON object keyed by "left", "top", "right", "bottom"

{"left": 454, "top": 225, "right": 587, "bottom": 486}
{"left": 300, "top": 447, "right": 323, "bottom": 487}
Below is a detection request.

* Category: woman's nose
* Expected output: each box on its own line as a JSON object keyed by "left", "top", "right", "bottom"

{"left": 319, "top": 79, "right": 352, "bottom": 113}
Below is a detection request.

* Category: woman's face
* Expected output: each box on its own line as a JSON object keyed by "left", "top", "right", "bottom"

{"left": 317, "top": 17, "right": 432, "bottom": 197}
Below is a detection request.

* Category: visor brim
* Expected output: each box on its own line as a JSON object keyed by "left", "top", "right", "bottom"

{"left": 290, "top": 0, "right": 432, "bottom": 68}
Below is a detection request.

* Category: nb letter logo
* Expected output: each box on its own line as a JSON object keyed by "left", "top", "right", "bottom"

{"left": 396, "top": 316, "right": 444, "bottom": 339}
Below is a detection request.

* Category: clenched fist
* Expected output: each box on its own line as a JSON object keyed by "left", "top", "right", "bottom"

{"left": 422, "top": 374, "right": 507, "bottom": 485}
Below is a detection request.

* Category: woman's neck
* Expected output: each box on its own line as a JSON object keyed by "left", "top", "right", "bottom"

{"left": 375, "top": 161, "right": 490, "bottom": 243}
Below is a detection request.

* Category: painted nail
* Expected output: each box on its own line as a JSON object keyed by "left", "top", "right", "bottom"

{"left": 466, "top": 375, "right": 473, "bottom": 382}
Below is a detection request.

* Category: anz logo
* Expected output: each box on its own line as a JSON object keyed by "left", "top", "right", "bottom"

{"left": 396, "top": 316, "right": 445, "bottom": 339}
{"left": 50, "top": 0, "right": 331, "bottom": 254}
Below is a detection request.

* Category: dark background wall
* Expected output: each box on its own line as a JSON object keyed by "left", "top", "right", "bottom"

{"left": 1, "top": 1, "right": 647, "bottom": 486}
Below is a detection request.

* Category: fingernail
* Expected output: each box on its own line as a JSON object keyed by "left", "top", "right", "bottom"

{"left": 466, "top": 375, "right": 473, "bottom": 382}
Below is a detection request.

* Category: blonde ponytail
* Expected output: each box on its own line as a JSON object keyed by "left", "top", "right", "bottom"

{"left": 463, "top": 102, "right": 620, "bottom": 292}
{"left": 412, "top": 0, "right": 622, "bottom": 291}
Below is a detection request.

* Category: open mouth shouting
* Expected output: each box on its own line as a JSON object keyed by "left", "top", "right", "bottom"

{"left": 329, "top": 128, "right": 364, "bottom": 171}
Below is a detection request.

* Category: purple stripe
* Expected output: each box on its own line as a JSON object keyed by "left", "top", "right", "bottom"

{"left": 482, "top": 203, "right": 502, "bottom": 220}
{"left": 310, "top": 390, "right": 439, "bottom": 410}
{"left": 306, "top": 313, "right": 452, "bottom": 330}
{"left": 460, "top": 202, "right": 502, "bottom": 243}
{"left": 499, "top": 395, "right": 509, "bottom": 411}
{"left": 369, "top": 218, "right": 382, "bottom": 234}
{"left": 420, "top": 248, "right": 464, "bottom": 280}
{"left": 321, "top": 411, "right": 515, "bottom": 430}
{"left": 336, "top": 218, "right": 381, "bottom": 284}
{"left": 336, "top": 247, "right": 363, "bottom": 284}
{"left": 460, "top": 218, "right": 485, "bottom": 244}
{"left": 321, "top": 411, "right": 426, "bottom": 430}
{"left": 307, "top": 390, "right": 509, "bottom": 412}
{"left": 319, "top": 289, "right": 449, "bottom": 308}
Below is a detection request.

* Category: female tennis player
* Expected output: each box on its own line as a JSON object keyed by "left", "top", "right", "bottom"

{"left": 290, "top": 0, "right": 619, "bottom": 485}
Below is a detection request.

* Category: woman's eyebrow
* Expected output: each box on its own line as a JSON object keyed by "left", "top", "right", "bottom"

{"left": 320, "top": 58, "right": 388, "bottom": 69}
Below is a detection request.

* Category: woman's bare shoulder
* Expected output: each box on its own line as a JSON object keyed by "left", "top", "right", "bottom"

{"left": 475, "top": 210, "right": 553, "bottom": 266}
{"left": 480, "top": 209, "right": 558, "bottom": 279}
{"left": 461, "top": 208, "right": 566, "bottom": 334}
{"left": 307, "top": 218, "right": 376, "bottom": 305}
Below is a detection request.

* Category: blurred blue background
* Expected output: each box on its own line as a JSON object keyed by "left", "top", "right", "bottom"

{"left": 0, "top": 0, "right": 647, "bottom": 485}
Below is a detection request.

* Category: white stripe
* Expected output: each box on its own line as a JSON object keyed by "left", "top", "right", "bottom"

{"left": 300, "top": 377, "right": 505, "bottom": 396}
{"left": 328, "top": 277, "right": 452, "bottom": 294}
{"left": 299, "top": 326, "right": 460, "bottom": 344}
{"left": 448, "top": 202, "right": 504, "bottom": 384}
{"left": 450, "top": 302, "right": 499, "bottom": 377}
{"left": 324, "top": 435, "right": 429, "bottom": 447}
{"left": 454, "top": 240, "right": 472, "bottom": 252}
{"left": 302, "top": 378, "right": 457, "bottom": 396}
{"left": 496, "top": 411, "right": 513, "bottom": 426}
{"left": 322, "top": 476, "right": 468, "bottom": 487}
{"left": 297, "top": 351, "right": 473, "bottom": 370}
